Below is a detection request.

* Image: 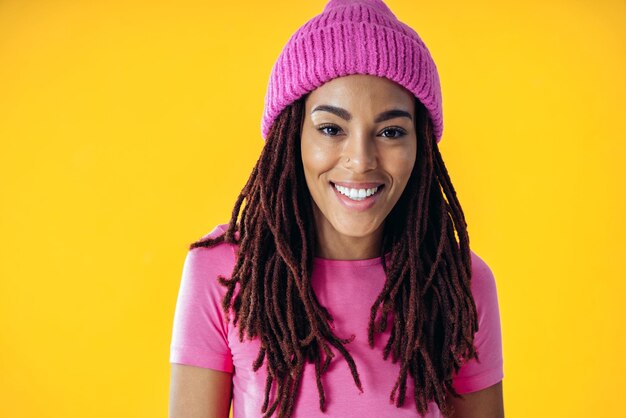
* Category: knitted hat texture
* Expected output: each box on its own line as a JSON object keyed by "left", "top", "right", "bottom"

{"left": 261, "top": 0, "right": 444, "bottom": 143}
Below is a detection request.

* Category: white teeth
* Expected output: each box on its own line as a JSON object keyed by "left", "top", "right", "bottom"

{"left": 333, "top": 184, "right": 380, "bottom": 201}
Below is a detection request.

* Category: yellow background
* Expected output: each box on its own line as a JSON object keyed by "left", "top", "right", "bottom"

{"left": 1, "top": 0, "right": 624, "bottom": 416}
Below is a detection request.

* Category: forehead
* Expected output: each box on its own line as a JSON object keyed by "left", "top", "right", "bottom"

{"left": 305, "top": 74, "right": 415, "bottom": 112}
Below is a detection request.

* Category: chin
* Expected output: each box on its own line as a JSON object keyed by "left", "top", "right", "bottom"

{"left": 333, "top": 219, "right": 382, "bottom": 238}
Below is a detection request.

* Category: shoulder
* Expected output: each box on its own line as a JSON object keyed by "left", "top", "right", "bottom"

{"left": 194, "top": 222, "right": 231, "bottom": 244}
{"left": 470, "top": 249, "right": 496, "bottom": 282}
{"left": 467, "top": 248, "right": 501, "bottom": 333}
{"left": 187, "top": 223, "right": 238, "bottom": 265}
{"left": 170, "top": 223, "right": 237, "bottom": 372}
{"left": 181, "top": 223, "right": 239, "bottom": 289}
{"left": 451, "top": 248, "right": 504, "bottom": 394}
{"left": 469, "top": 249, "right": 499, "bottom": 303}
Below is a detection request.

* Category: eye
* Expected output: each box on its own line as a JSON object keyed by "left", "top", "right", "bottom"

{"left": 317, "top": 124, "right": 342, "bottom": 136}
{"left": 380, "top": 127, "right": 407, "bottom": 138}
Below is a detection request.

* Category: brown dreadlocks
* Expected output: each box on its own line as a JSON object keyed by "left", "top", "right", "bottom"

{"left": 189, "top": 95, "right": 480, "bottom": 418}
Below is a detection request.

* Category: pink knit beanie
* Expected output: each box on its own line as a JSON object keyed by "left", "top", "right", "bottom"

{"left": 261, "top": 0, "right": 444, "bottom": 143}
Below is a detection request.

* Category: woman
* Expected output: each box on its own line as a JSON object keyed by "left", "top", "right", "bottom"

{"left": 169, "top": 0, "right": 504, "bottom": 417}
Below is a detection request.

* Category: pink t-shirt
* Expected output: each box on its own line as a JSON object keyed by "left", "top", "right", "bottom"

{"left": 170, "top": 223, "right": 504, "bottom": 417}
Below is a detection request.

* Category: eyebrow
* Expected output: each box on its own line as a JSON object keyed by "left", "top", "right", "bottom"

{"left": 311, "top": 105, "right": 413, "bottom": 122}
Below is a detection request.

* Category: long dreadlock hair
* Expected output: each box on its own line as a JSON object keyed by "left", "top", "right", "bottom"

{"left": 190, "top": 94, "right": 480, "bottom": 418}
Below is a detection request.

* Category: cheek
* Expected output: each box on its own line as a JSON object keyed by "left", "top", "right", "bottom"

{"left": 384, "top": 145, "right": 417, "bottom": 183}
{"left": 300, "top": 137, "right": 335, "bottom": 179}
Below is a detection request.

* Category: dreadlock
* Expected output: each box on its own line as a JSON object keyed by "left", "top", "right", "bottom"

{"left": 189, "top": 95, "right": 479, "bottom": 418}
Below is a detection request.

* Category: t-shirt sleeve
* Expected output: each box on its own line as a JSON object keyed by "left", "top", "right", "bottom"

{"left": 451, "top": 252, "right": 504, "bottom": 394}
{"left": 169, "top": 244, "right": 234, "bottom": 373}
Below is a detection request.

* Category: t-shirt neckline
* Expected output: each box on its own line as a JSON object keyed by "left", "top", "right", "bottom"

{"left": 313, "top": 252, "right": 391, "bottom": 267}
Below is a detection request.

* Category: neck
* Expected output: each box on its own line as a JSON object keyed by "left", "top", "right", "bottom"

{"left": 312, "top": 211, "right": 384, "bottom": 260}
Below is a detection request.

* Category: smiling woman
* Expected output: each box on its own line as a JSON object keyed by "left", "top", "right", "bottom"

{"left": 169, "top": 0, "right": 504, "bottom": 417}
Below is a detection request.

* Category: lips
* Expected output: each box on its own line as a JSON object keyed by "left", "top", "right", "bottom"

{"left": 329, "top": 181, "right": 385, "bottom": 212}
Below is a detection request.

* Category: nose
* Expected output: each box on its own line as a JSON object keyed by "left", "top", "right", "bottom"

{"left": 342, "top": 130, "right": 378, "bottom": 172}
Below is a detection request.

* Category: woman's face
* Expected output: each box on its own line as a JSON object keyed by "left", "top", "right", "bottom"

{"left": 300, "top": 74, "right": 417, "bottom": 256}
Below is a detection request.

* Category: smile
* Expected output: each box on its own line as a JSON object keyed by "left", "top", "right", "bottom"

{"left": 329, "top": 182, "right": 385, "bottom": 211}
